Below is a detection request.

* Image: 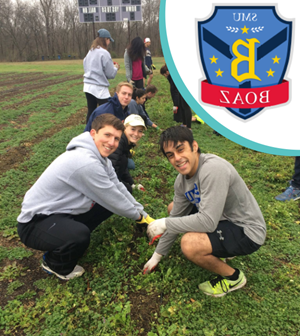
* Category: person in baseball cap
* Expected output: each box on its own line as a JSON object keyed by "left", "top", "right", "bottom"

{"left": 144, "top": 37, "right": 155, "bottom": 86}
{"left": 109, "top": 114, "right": 147, "bottom": 194}
{"left": 98, "top": 28, "right": 114, "bottom": 42}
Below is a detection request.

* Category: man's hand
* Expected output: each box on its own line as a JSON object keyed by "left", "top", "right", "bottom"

{"left": 132, "top": 184, "right": 145, "bottom": 191}
{"left": 147, "top": 218, "right": 166, "bottom": 245}
{"left": 143, "top": 252, "right": 162, "bottom": 274}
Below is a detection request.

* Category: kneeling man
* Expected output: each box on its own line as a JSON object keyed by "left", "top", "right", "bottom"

{"left": 144, "top": 126, "right": 266, "bottom": 297}
{"left": 18, "top": 114, "right": 153, "bottom": 280}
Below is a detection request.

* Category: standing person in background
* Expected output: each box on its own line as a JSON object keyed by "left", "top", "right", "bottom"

{"left": 160, "top": 64, "right": 192, "bottom": 130}
{"left": 275, "top": 157, "right": 300, "bottom": 201}
{"left": 83, "top": 29, "right": 120, "bottom": 123}
{"left": 144, "top": 38, "right": 155, "bottom": 87}
{"left": 124, "top": 37, "right": 149, "bottom": 89}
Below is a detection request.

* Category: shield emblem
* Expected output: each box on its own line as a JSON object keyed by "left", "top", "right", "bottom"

{"left": 198, "top": 6, "right": 292, "bottom": 119}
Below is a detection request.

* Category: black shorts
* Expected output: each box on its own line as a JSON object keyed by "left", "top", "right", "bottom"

{"left": 208, "top": 220, "right": 261, "bottom": 258}
{"left": 188, "top": 206, "right": 261, "bottom": 258}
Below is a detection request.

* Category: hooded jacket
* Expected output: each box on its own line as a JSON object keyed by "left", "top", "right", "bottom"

{"left": 17, "top": 132, "right": 146, "bottom": 223}
{"left": 85, "top": 93, "right": 129, "bottom": 132}
{"left": 108, "top": 133, "right": 135, "bottom": 193}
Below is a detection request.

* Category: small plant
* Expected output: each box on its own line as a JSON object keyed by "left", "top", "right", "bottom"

{"left": 7, "top": 280, "right": 24, "bottom": 295}
{"left": 0, "top": 262, "right": 28, "bottom": 281}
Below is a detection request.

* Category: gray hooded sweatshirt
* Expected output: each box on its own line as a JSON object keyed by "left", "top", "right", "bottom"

{"left": 83, "top": 47, "right": 118, "bottom": 87}
{"left": 17, "top": 132, "right": 146, "bottom": 223}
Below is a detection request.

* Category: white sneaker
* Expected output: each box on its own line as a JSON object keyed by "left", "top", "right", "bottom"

{"left": 42, "top": 259, "right": 85, "bottom": 281}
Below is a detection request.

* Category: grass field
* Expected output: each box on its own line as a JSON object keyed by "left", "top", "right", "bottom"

{"left": 0, "top": 58, "right": 299, "bottom": 336}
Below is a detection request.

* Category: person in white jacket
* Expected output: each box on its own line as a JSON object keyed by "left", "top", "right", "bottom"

{"left": 83, "top": 29, "right": 120, "bottom": 123}
{"left": 17, "top": 114, "right": 154, "bottom": 281}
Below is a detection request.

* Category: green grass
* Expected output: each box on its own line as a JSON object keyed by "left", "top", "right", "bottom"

{"left": 0, "top": 59, "right": 300, "bottom": 336}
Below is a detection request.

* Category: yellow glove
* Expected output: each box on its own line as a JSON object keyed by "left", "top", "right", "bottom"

{"left": 152, "top": 64, "right": 156, "bottom": 70}
{"left": 130, "top": 149, "right": 135, "bottom": 156}
{"left": 136, "top": 215, "right": 148, "bottom": 232}
{"left": 145, "top": 215, "right": 155, "bottom": 224}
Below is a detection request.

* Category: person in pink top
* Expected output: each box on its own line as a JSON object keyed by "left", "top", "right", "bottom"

{"left": 124, "top": 37, "right": 149, "bottom": 89}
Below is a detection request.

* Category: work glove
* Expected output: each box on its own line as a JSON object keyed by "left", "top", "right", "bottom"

{"left": 147, "top": 218, "right": 167, "bottom": 245}
{"left": 155, "top": 126, "right": 160, "bottom": 131}
{"left": 143, "top": 252, "right": 162, "bottom": 274}
{"left": 173, "top": 106, "right": 178, "bottom": 113}
{"left": 145, "top": 215, "right": 155, "bottom": 224}
{"left": 129, "top": 149, "right": 135, "bottom": 156}
{"left": 136, "top": 215, "right": 149, "bottom": 232}
{"left": 152, "top": 64, "right": 156, "bottom": 70}
{"left": 132, "top": 184, "right": 145, "bottom": 191}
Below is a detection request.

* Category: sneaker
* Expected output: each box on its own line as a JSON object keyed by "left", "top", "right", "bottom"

{"left": 195, "top": 115, "right": 205, "bottom": 124}
{"left": 42, "top": 255, "right": 85, "bottom": 281}
{"left": 275, "top": 185, "right": 300, "bottom": 201}
{"left": 198, "top": 270, "right": 247, "bottom": 297}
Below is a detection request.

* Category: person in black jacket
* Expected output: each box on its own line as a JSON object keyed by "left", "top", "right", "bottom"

{"left": 109, "top": 114, "right": 146, "bottom": 193}
{"left": 160, "top": 64, "right": 192, "bottom": 129}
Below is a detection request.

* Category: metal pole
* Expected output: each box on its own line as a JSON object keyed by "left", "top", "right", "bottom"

{"left": 93, "top": 20, "right": 96, "bottom": 40}
{"left": 128, "top": 20, "right": 131, "bottom": 44}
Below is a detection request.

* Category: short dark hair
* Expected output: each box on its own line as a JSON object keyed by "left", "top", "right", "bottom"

{"left": 159, "top": 126, "right": 201, "bottom": 157}
{"left": 132, "top": 88, "right": 146, "bottom": 100}
{"left": 160, "top": 64, "right": 168, "bottom": 75}
{"left": 145, "top": 85, "right": 158, "bottom": 94}
{"left": 91, "top": 114, "right": 125, "bottom": 133}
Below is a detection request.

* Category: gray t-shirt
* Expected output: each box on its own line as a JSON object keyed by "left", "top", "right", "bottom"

{"left": 155, "top": 153, "right": 266, "bottom": 255}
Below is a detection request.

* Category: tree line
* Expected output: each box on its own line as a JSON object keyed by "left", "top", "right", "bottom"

{"left": 0, "top": 0, "right": 161, "bottom": 62}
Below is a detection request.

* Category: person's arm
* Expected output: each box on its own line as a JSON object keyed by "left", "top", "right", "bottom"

{"left": 124, "top": 50, "right": 132, "bottom": 82}
{"left": 70, "top": 162, "right": 144, "bottom": 220}
{"left": 102, "top": 52, "right": 118, "bottom": 79}
{"left": 127, "top": 100, "right": 140, "bottom": 115}
{"left": 139, "top": 106, "right": 153, "bottom": 127}
{"left": 166, "top": 161, "right": 231, "bottom": 234}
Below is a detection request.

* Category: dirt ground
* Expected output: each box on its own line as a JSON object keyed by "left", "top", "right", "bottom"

{"left": 0, "top": 73, "right": 163, "bottom": 336}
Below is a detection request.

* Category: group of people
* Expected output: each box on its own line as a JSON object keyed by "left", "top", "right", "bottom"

{"left": 16, "top": 28, "right": 298, "bottom": 298}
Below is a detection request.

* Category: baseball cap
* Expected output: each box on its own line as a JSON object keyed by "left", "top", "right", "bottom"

{"left": 98, "top": 29, "right": 114, "bottom": 42}
{"left": 144, "top": 37, "right": 151, "bottom": 43}
{"left": 124, "top": 114, "right": 146, "bottom": 130}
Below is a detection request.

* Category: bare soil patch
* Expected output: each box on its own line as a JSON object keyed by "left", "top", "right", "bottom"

{"left": 0, "top": 108, "right": 86, "bottom": 175}
{"left": 0, "top": 74, "right": 82, "bottom": 101}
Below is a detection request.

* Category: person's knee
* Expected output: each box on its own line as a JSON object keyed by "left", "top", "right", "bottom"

{"left": 167, "top": 201, "right": 173, "bottom": 215}
{"left": 70, "top": 225, "right": 91, "bottom": 250}
{"left": 181, "top": 232, "right": 209, "bottom": 258}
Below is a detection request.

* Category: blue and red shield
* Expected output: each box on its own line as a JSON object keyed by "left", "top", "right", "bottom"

{"left": 198, "top": 6, "right": 292, "bottom": 120}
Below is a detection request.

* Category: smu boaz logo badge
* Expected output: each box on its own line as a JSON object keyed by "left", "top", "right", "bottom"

{"left": 198, "top": 6, "right": 293, "bottom": 120}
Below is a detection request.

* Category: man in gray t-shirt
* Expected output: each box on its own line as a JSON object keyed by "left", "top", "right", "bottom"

{"left": 143, "top": 126, "right": 266, "bottom": 297}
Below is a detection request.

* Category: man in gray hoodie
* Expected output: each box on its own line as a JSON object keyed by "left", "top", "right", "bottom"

{"left": 143, "top": 126, "right": 266, "bottom": 297}
{"left": 17, "top": 114, "right": 154, "bottom": 280}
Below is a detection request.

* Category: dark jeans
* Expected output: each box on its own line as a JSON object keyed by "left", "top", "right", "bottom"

{"left": 18, "top": 204, "right": 112, "bottom": 275}
{"left": 179, "top": 96, "right": 192, "bottom": 128}
{"left": 85, "top": 92, "right": 109, "bottom": 124}
{"left": 292, "top": 157, "right": 300, "bottom": 188}
{"left": 132, "top": 78, "right": 144, "bottom": 89}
